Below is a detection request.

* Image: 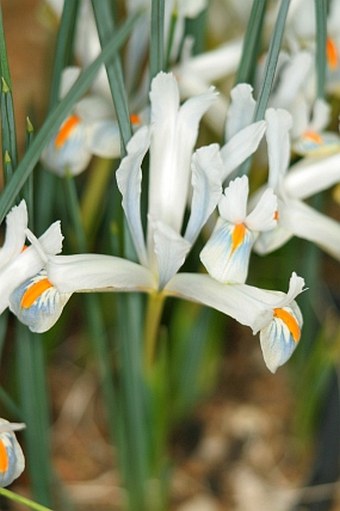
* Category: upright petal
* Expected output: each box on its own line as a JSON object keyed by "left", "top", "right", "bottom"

{"left": 148, "top": 71, "right": 217, "bottom": 233}
{"left": 0, "top": 200, "right": 28, "bottom": 268}
{"left": 87, "top": 120, "right": 121, "bottom": 158}
{"left": 225, "top": 83, "right": 256, "bottom": 140}
{"left": 220, "top": 121, "right": 266, "bottom": 181}
{"left": 245, "top": 188, "right": 278, "bottom": 232}
{"left": 152, "top": 221, "right": 191, "bottom": 289}
{"left": 184, "top": 144, "right": 223, "bottom": 244}
{"left": 116, "top": 126, "right": 150, "bottom": 267}
{"left": 265, "top": 108, "right": 292, "bottom": 190}
{"left": 218, "top": 175, "right": 249, "bottom": 223}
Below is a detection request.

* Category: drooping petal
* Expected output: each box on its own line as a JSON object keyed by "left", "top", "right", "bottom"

{"left": 0, "top": 419, "right": 25, "bottom": 487}
{"left": 0, "top": 221, "right": 64, "bottom": 314}
{"left": 152, "top": 221, "right": 191, "bottom": 289}
{"left": 293, "top": 130, "right": 340, "bottom": 157}
{"left": 46, "top": 254, "right": 156, "bottom": 293}
{"left": 218, "top": 175, "right": 249, "bottom": 223}
{"left": 220, "top": 121, "right": 266, "bottom": 181}
{"left": 0, "top": 200, "right": 28, "bottom": 268}
{"left": 164, "top": 273, "right": 273, "bottom": 333}
{"left": 116, "top": 126, "right": 150, "bottom": 267}
{"left": 259, "top": 300, "right": 303, "bottom": 373}
{"left": 265, "top": 108, "right": 292, "bottom": 190}
{"left": 41, "top": 120, "right": 91, "bottom": 176}
{"left": 9, "top": 271, "right": 72, "bottom": 333}
{"left": 200, "top": 218, "right": 255, "bottom": 284}
{"left": 285, "top": 152, "right": 340, "bottom": 199}
{"left": 148, "top": 71, "right": 217, "bottom": 233}
{"left": 245, "top": 188, "right": 278, "bottom": 232}
{"left": 184, "top": 144, "right": 223, "bottom": 244}
{"left": 225, "top": 83, "right": 256, "bottom": 140}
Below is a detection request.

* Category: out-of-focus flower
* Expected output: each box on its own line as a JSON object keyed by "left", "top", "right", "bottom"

{"left": 255, "top": 108, "right": 340, "bottom": 259}
{"left": 0, "top": 419, "right": 25, "bottom": 487}
{"left": 40, "top": 67, "right": 124, "bottom": 176}
{"left": 0, "top": 200, "right": 63, "bottom": 316}
{"left": 200, "top": 175, "right": 277, "bottom": 283}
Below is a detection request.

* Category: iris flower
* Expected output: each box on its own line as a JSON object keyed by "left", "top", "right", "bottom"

{"left": 0, "top": 200, "right": 63, "bottom": 316}
{"left": 9, "top": 72, "right": 304, "bottom": 372}
{"left": 40, "top": 67, "right": 123, "bottom": 176}
{"left": 255, "top": 108, "right": 340, "bottom": 260}
{"left": 0, "top": 419, "right": 25, "bottom": 487}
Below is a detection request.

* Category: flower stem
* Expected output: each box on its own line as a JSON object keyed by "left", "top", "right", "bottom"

{"left": 144, "top": 292, "right": 165, "bottom": 370}
{"left": 0, "top": 488, "right": 53, "bottom": 511}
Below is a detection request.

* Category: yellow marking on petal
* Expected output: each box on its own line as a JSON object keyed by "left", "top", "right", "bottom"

{"left": 274, "top": 210, "right": 279, "bottom": 221}
{"left": 327, "top": 37, "right": 338, "bottom": 70}
{"left": 21, "top": 278, "right": 53, "bottom": 309}
{"left": 303, "top": 130, "right": 323, "bottom": 145}
{"left": 0, "top": 440, "right": 8, "bottom": 473}
{"left": 55, "top": 114, "right": 80, "bottom": 149}
{"left": 130, "top": 113, "right": 141, "bottom": 126}
{"left": 273, "top": 308, "right": 301, "bottom": 342}
{"left": 231, "top": 223, "right": 246, "bottom": 253}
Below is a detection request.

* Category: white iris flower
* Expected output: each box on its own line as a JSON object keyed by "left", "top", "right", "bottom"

{"left": 0, "top": 419, "right": 25, "bottom": 488}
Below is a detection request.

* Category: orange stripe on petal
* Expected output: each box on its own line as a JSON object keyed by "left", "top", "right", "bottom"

{"left": 303, "top": 130, "right": 323, "bottom": 145}
{"left": 21, "top": 278, "right": 54, "bottom": 309}
{"left": 327, "top": 37, "right": 338, "bottom": 70}
{"left": 273, "top": 308, "right": 301, "bottom": 342}
{"left": 55, "top": 114, "right": 80, "bottom": 149}
{"left": 231, "top": 223, "right": 246, "bottom": 253}
{"left": 0, "top": 440, "right": 8, "bottom": 473}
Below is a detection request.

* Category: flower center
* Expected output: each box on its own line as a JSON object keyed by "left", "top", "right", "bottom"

{"left": 21, "top": 278, "right": 54, "bottom": 309}
{"left": 0, "top": 440, "right": 8, "bottom": 473}
{"left": 273, "top": 307, "right": 301, "bottom": 342}
{"left": 55, "top": 114, "right": 80, "bottom": 149}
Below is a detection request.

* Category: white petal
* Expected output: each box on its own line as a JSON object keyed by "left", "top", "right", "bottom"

{"left": 310, "top": 98, "right": 331, "bottom": 132}
{"left": 116, "top": 126, "right": 150, "bottom": 266}
{"left": 246, "top": 188, "right": 277, "bottom": 231}
{"left": 87, "top": 120, "right": 121, "bottom": 158}
{"left": 152, "top": 221, "right": 191, "bottom": 289}
{"left": 76, "top": 95, "right": 115, "bottom": 122}
{"left": 0, "top": 200, "right": 28, "bottom": 268}
{"left": 164, "top": 273, "right": 273, "bottom": 333}
{"left": 225, "top": 83, "right": 256, "bottom": 140}
{"left": 260, "top": 301, "right": 302, "bottom": 373}
{"left": 219, "top": 175, "right": 249, "bottom": 223}
{"left": 0, "top": 422, "right": 25, "bottom": 434}
{"left": 285, "top": 152, "right": 340, "bottom": 199}
{"left": 265, "top": 108, "right": 292, "bottom": 190}
{"left": 9, "top": 271, "right": 72, "bottom": 333}
{"left": 200, "top": 218, "right": 255, "bottom": 284}
{"left": 47, "top": 254, "right": 156, "bottom": 293}
{"left": 59, "top": 66, "right": 81, "bottom": 98}
{"left": 184, "top": 144, "right": 223, "bottom": 244}
{"left": 271, "top": 51, "right": 312, "bottom": 108}
{"left": 38, "top": 220, "right": 64, "bottom": 256}
{"left": 279, "top": 198, "right": 340, "bottom": 260}
{"left": 0, "top": 421, "right": 25, "bottom": 487}
{"left": 148, "top": 71, "right": 217, "bottom": 232}
{"left": 41, "top": 122, "right": 91, "bottom": 176}
{"left": 220, "top": 121, "right": 266, "bottom": 181}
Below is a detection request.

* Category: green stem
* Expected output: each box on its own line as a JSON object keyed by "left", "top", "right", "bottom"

{"left": 144, "top": 292, "right": 165, "bottom": 371}
{"left": 0, "top": 488, "right": 53, "bottom": 511}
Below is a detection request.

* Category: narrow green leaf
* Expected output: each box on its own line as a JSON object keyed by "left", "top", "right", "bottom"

{"left": 254, "top": 0, "right": 291, "bottom": 121}
{"left": 235, "top": 0, "right": 268, "bottom": 84}
{"left": 0, "top": 11, "right": 140, "bottom": 223}
{"left": 150, "top": 0, "right": 165, "bottom": 80}
{"left": 91, "top": 0, "right": 132, "bottom": 151}
{"left": 48, "top": 0, "right": 80, "bottom": 109}
{"left": 314, "top": 0, "right": 327, "bottom": 99}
